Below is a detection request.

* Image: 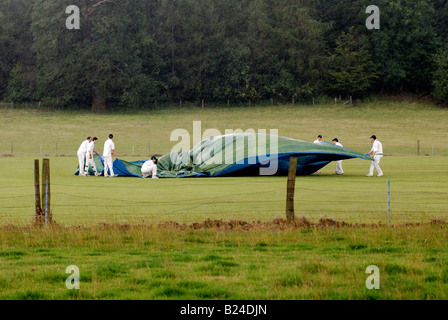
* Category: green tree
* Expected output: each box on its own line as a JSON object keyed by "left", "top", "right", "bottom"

{"left": 430, "top": 0, "right": 448, "bottom": 40}
{"left": 433, "top": 43, "right": 448, "bottom": 100}
{"left": 31, "top": 0, "right": 163, "bottom": 111}
{"left": 328, "top": 28, "right": 379, "bottom": 99}
{"left": 0, "top": 0, "right": 37, "bottom": 100}
{"left": 363, "top": 0, "right": 438, "bottom": 92}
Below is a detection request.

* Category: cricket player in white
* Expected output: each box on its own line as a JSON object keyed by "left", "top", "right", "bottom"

{"left": 77, "top": 137, "right": 91, "bottom": 176}
{"left": 85, "top": 137, "right": 101, "bottom": 176}
{"left": 332, "top": 138, "right": 344, "bottom": 175}
{"left": 103, "top": 134, "right": 118, "bottom": 177}
{"left": 313, "top": 135, "right": 323, "bottom": 173}
{"left": 141, "top": 156, "right": 159, "bottom": 179}
{"left": 367, "top": 135, "right": 384, "bottom": 177}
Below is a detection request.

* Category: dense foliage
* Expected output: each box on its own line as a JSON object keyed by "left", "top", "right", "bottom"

{"left": 0, "top": 0, "right": 446, "bottom": 110}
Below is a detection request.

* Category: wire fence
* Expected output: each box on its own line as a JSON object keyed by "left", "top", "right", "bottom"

{"left": 1, "top": 179, "right": 447, "bottom": 227}
{"left": 1, "top": 141, "right": 447, "bottom": 157}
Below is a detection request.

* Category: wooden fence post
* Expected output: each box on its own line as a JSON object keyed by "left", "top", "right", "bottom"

{"left": 34, "top": 160, "right": 41, "bottom": 221}
{"left": 286, "top": 156, "right": 298, "bottom": 223}
{"left": 41, "top": 159, "right": 51, "bottom": 223}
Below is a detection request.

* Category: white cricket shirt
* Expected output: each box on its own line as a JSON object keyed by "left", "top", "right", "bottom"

{"left": 103, "top": 139, "right": 115, "bottom": 157}
{"left": 77, "top": 140, "right": 89, "bottom": 154}
{"left": 371, "top": 140, "right": 383, "bottom": 155}
{"left": 87, "top": 141, "right": 95, "bottom": 154}
{"left": 142, "top": 160, "right": 156, "bottom": 172}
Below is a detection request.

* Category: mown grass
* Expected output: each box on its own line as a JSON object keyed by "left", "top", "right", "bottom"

{"left": 0, "top": 223, "right": 447, "bottom": 300}
{"left": 1, "top": 100, "right": 447, "bottom": 300}
{"left": 0, "top": 102, "right": 447, "bottom": 225}
{"left": 1, "top": 100, "right": 447, "bottom": 156}
{"left": 0, "top": 155, "right": 447, "bottom": 225}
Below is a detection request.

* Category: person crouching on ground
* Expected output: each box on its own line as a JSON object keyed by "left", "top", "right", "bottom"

{"left": 141, "top": 156, "right": 159, "bottom": 179}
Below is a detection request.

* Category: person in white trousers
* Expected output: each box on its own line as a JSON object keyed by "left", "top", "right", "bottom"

{"left": 77, "top": 137, "right": 91, "bottom": 176}
{"left": 313, "top": 135, "right": 323, "bottom": 173}
{"left": 141, "top": 156, "right": 159, "bottom": 179}
{"left": 85, "top": 137, "right": 101, "bottom": 176}
{"left": 103, "top": 134, "right": 118, "bottom": 177}
{"left": 332, "top": 138, "right": 344, "bottom": 175}
{"left": 367, "top": 135, "right": 384, "bottom": 177}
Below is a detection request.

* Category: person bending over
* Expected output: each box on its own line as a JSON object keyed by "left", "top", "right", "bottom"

{"left": 141, "top": 156, "right": 159, "bottom": 179}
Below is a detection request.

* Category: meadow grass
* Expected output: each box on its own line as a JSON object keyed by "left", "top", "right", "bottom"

{"left": 0, "top": 223, "right": 446, "bottom": 300}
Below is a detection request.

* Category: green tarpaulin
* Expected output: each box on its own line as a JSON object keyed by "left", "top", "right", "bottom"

{"left": 75, "top": 133, "right": 372, "bottom": 178}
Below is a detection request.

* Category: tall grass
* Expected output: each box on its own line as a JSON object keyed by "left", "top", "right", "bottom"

{"left": 0, "top": 222, "right": 446, "bottom": 300}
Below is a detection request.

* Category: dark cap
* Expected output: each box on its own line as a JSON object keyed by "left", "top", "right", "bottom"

{"left": 318, "top": 135, "right": 322, "bottom": 138}
{"left": 370, "top": 135, "right": 377, "bottom": 140}
{"left": 332, "top": 138, "right": 339, "bottom": 142}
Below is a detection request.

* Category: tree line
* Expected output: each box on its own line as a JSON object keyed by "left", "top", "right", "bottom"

{"left": 0, "top": 0, "right": 447, "bottom": 111}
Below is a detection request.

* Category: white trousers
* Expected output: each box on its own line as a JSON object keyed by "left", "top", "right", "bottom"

{"left": 77, "top": 152, "right": 86, "bottom": 176}
{"left": 335, "top": 160, "right": 344, "bottom": 174}
{"left": 103, "top": 155, "right": 115, "bottom": 177}
{"left": 369, "top": 155, "right": 383, "bottom": 175}
{"left": 142, "top": 163, "right": 157, "bottom": 178}
{"left": 84, "top": 152, "right": 98, "bottom": 174}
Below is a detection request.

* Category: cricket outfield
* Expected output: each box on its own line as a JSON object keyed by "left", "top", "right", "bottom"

{"left": 0, "top": 101, "right": 447, "bottom": 300}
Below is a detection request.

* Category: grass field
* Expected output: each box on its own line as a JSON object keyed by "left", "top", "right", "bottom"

{"left": 0, "top": 100, "right": 447, "bottom": 300}
{"left": 1, "top": 99, "right": 448, "bottom": 156}
{"left": 0, "top": 223, "right": 447, "bottom": 300}
{"left": 0, "top": 156, "right": 447, "bottom": 226}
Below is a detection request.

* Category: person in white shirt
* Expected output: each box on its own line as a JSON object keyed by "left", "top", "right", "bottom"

{"left": 84, "top": 137, "right": 101, "bottom": 176}
{"left": 313, "top": 135, "right": 324, "bottom": 173}
{"left": 332, "top": 138, "right": 344, "bottom": 175}
{"left": 77, "top": 137, "right": 91, "bottom": 176}
{"left": 314, "top": 135, "right": 323, "bottom": 144}
{"left": 141, "top": 156, "right": 159, "bottom": 179}
{"left": 103, "top": 134, "right": 118, "bottom": 177}
{"left": 366, "top": 135, "right": 384, "bottom": 177}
